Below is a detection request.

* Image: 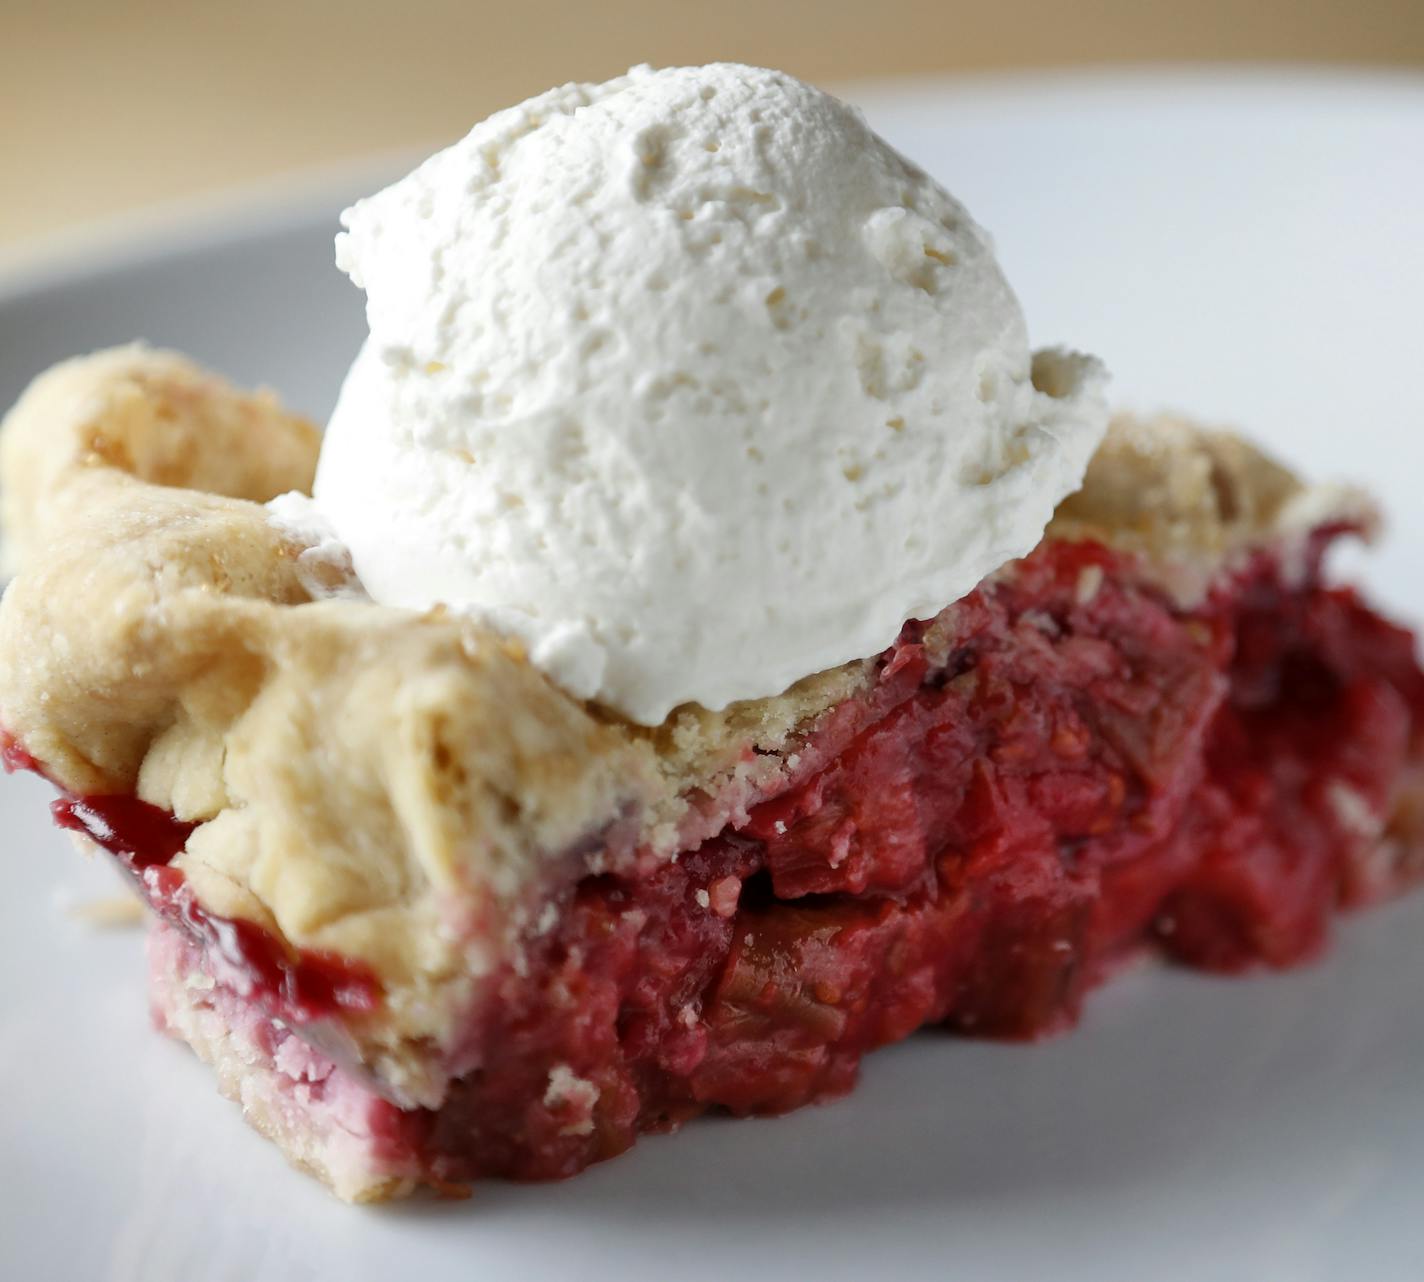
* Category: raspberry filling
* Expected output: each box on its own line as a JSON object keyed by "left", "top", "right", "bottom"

{"left": 64, "top": 800, "right": 383, "bottom": 1026}
{"left": 0, "top": 743, "right": 382, "bottom": 1024}
{"left": 416, "top": 538, "right": 1423, "bottom": 1182}
{"left": 14, "top": 534, "right": 1424, "bottom": 1188}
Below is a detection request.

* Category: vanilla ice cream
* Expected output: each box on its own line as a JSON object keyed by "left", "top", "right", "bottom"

{"left": 312, "top": 63, "right": 1108, "bottom": 725}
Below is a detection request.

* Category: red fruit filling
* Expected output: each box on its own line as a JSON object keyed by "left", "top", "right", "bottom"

{"left": 73, "top": 797, "right": 382, "bottom": 1024}
{"left": 0, "top": 754, "right": 383, "bottom": 1024}
{"left": 12, "top": 535, "right": 1424, "bottom": 1187}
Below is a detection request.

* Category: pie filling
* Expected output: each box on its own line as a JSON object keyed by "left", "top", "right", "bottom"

{"left": 12, "top": 533, "right": 1424, "bottom": 1190}
{"left": 0, "top": 739, "right": 384, "bottom": 1026}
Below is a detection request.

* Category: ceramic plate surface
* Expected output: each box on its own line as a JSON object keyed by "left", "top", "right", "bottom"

{"left": 2, "top": 69, "right": 1422, "bottom": 1282}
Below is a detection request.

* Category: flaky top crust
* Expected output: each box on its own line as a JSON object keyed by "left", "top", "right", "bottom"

{"left": 1048, "top": 412, "right": 1377, "bottom": 597}
{"left": 0, "top": 346, "right": 1373, "bottom": 1102}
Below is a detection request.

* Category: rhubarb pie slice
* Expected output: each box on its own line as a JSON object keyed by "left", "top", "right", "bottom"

{"left": 2, "top": 347, "right": 1420, "bottom": 1200}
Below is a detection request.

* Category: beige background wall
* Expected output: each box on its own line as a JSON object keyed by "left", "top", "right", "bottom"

{"left": 4, "top": 0, "right": 1423, "bottom": 249}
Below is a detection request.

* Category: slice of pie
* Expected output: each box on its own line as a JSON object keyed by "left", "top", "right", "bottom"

{"left": 2, "top": 347, "right": 1420, "bottom": 1200}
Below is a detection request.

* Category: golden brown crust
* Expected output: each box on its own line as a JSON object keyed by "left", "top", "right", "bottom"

{"left": 0, "top": 347, "right": 1372, "bottom": 1104}
{"left": 1049, "top": 413, "right": 1378, "bottom": 599}
{"left": 0, "top": 345, "right": 320, "bottom": 578}
{"left": 0, "top": 349, "right": 658, "bottom": 1103}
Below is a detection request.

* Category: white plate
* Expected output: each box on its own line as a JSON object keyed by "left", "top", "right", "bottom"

{"left": 2, "top": 69, "right": 1422, "bottom": 1282}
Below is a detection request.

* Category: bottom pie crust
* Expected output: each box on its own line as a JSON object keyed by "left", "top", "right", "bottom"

{"left": 147, "top": 922, "right": 429, "bottom": 1202}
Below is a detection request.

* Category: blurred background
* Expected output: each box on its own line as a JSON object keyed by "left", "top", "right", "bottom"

{"left": 4, "top": 0, "right": 1423, "bottom": 253}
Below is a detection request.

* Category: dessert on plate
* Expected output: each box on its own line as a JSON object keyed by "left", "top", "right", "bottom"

{"left": 2, "top": 64, "right": 1420, "bottom": 1202}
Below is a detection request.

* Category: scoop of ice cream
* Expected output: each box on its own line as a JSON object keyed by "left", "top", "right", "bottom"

{"left": 314, "top": 62, "right": 1107, "bottom": 725}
